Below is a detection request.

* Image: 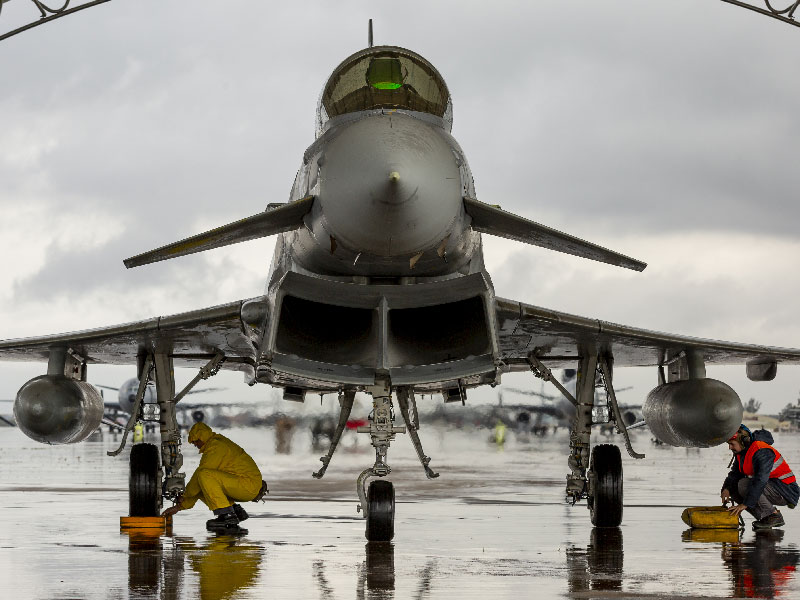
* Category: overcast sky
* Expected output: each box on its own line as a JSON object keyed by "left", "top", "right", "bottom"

{"left": 1, "top": 0, "right": 800, "bottom": 414}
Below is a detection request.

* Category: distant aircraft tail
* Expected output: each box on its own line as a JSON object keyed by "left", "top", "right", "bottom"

{"left": 123, "top": 196, "right": 314, "bottom": 268}
{"left": 464, "top": 197, "right": 646, "bottom": 272}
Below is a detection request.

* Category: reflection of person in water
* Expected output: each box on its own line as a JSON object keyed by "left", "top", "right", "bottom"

{"left": 174, "top": 535, "right": 264, "bottom": 600}
{"left": 722, "top": 530, "right": 799, "bottom": 598}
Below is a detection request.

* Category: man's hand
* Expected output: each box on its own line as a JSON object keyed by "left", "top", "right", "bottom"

{"left": 161, "top": 496, "right": 184, "bottom": 518}
{"left": 727, "top": 503, "right": 747, "bottom": 517}
{"left": 721, "top": 489, "right": 732, "bottom": 506}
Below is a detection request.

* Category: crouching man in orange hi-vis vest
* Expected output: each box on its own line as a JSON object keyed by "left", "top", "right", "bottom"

{"left": 721, "top": 425, "right": 798, "bottom": 531}
{"left": 162, "top": 422, "right": 268, "bottom": 534}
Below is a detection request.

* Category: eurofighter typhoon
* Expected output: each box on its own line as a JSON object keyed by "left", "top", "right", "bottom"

{"left": 4, "top": 32, "right": 800, "bottom": 540}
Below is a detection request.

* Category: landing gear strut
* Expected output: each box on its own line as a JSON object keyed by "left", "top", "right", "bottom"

{"left": 356, "top": 380, "right": 405, "bottom": 542}
{"left": 527, "top": 350, "right": 642, "bottom": 527}
{"left": 312, "top": 379, "right": 438, "bottom": 541}
{"left": 110, "top": 352, "right": 224, "bottom": 517}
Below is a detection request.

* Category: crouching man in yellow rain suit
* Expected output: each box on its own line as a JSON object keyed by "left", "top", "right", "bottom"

{"left": 162, "top": 422, "right": 267, "bottom": 534}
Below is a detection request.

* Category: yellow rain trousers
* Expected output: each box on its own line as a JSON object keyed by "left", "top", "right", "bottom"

{"left": 180, "top": 422, "right": 262, "bottom": 512}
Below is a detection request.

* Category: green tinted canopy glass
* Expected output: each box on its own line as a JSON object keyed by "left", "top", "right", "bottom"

{"left": 319, "top": 48, "right": 452, "bottom": 129}
{"left": 366, "top": 57, "right": 403, "bottom": 90}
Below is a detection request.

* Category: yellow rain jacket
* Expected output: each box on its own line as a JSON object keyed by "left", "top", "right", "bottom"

{"left": 180, "top": 423, "right": 262, "bottom": 512}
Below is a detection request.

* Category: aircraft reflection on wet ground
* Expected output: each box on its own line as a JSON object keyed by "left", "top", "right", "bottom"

{"left": 116, "top": 522, "right": 800, "bottom": 600}
{"left": 107, "top": 525, "right": 800, "bottom": 599}
{"left": 123, "top": 529, "right": 425, "bottom": 600}
{"left": 566, "top": 527, "right": 800, "bottom": 599}
{"left": 1, "top": 428, "right": 799, "bottom": 599}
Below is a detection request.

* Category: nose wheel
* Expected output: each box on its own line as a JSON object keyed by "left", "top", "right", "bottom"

{"left": 365, "top": 480, "right": 395, "bottom": 541}
{"left": 313, "top": 379, "right": 438, "bottom": 541}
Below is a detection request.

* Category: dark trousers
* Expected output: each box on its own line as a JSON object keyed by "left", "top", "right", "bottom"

{"left": 732, "top": 478, "right": 789, "bottom": 520}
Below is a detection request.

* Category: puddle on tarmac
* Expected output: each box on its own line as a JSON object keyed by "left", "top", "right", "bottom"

{"left": 0, "top": 427, "right": 798, "bottom": 599}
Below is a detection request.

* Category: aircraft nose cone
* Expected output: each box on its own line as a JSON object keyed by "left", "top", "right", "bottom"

{"left": 318, "top": 113, "right": 462, "bottom": 256}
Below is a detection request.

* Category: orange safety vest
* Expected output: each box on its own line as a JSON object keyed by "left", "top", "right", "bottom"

{"left": 736, "top": 441, "right": 797, "bottom": 485}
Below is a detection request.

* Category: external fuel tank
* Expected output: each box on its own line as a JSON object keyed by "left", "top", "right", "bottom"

{"left": 643, "top": 379, "right": 742, "bottom": 447}
{"left": 14, "top": 375, "right": 104, "bottom": 444}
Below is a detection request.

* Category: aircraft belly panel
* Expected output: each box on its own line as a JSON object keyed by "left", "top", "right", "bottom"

{"left": 496, "top": 297, "right": 800, "bottom": 369}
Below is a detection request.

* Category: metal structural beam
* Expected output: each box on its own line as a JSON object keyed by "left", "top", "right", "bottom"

{"left": 0, "top": 0, "right": 114, "bottom": 43}
{"left": 719, "top": 0, "right": 800, "bottom": 28}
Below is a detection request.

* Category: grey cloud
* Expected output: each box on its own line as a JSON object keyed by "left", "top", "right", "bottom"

{"left": 2, "top": 1, "right": 800, "bottom": 408}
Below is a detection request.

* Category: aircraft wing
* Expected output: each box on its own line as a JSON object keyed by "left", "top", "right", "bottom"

{"left": 495, "top": 297, "right": 800, "bottom": 372}
{"left": 0, "top": 297, "right": 265, "bottom": 377}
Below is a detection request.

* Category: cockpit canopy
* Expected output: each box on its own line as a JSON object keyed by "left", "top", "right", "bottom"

{"left": 317, "top": 46, "right": 453, "bottom": 135}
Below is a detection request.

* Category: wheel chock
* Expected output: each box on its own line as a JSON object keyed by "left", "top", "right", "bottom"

{"left": 681, "top": 506, "right": 741, "bottom": 529}
{"left": 120, "top": 515, "right": 172, "bottom": 530}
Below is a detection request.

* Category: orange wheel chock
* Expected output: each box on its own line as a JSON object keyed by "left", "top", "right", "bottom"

{"left": 120, "top": 515, "right": 172, "bottom": 530}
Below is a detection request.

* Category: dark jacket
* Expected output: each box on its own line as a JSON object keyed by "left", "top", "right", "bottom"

{"left": 722, "top": 429, "right": 799, "bottom": 509}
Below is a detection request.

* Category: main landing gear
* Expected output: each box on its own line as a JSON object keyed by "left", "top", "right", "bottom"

{"left": 129, "top": 443, "right": 161, "bottom": 517}
{"left": 313, "top": 379, "right": 438, "bottom": 541}
{"left": 528, "top": 351, "right": 643, "bottom": 528}
{"left": 110, "top": 352, "right": 225, "bottom": 520}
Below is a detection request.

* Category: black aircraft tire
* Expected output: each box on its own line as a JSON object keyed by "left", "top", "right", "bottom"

{"left": 365, "top": 480, "right": 395, "bottom": 542}
{"left": 129, "top": 443, "right": 160, "bottom": 517}
{"left": 589, "top": 444, "right": 623, "bottom": 527}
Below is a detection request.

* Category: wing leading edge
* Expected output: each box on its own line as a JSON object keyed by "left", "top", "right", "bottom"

{"left": 0, "top": 298, "right": 266, "bottom": 378}
{"left": 465, "top": 197, "right": 647, "bottom": 272}
{"left": 495, "top": 297, "right": 800, "bottom": 371}
{"left": 123, "top": 196, "right": 314, "bottom": 268}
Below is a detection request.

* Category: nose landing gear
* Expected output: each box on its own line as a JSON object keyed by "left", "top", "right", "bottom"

{"left": 356, "top": 380, "right": 405, "bottom": 542}
{"left": 313, "top": 379, "right": 438, "bottom": 541}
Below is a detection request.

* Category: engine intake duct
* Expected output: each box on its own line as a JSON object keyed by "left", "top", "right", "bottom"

{"left": 387, "top": 296, "right": 490, "bottom": 366}
{"left": 267, "top": 271, "right": 498, "bottom": 386}
{"left": 643, "top": 379, "right": 742, "bottom": 447}
{"left": 275, "top": 295, "right": 378, "bottom": 367}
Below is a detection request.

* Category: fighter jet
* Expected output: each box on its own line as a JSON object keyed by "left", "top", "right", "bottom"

{"left": 3, "top": 36, "right": 800, "bottom": 541}
{"left": 96, "top": 377, "right": 228, "bottom": 427}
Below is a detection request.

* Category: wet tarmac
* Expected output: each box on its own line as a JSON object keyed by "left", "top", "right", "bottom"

{"left": 0, "top": 426, "right": 797, "bottom": 599}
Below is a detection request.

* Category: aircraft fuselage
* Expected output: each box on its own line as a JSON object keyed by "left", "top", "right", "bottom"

{"left": 281, "top": 109, "right": 483, "bottom": 280}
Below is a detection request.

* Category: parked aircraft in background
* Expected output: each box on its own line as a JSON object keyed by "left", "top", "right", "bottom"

{"left": 3, "top": 29, "right": 800, "bottom": 541}
{"left": 0, "top": 400, "right": 15, "bottom": 427}
{"left": 96, "top": 377, "right": 228, "bottom": 429}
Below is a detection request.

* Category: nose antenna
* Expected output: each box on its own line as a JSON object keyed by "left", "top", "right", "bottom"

{"left": 368, "top": 18, "right": 373, "bottom": 47}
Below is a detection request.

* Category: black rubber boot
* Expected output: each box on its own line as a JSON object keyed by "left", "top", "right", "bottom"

{"left": 233, "top": 503, "right": 249, "bottom": 522}
{"left": 206, "top": 510, "right": 247, "bottom": 534}
{"left": 752, "top": 510, "right": 785, "bottom": 530}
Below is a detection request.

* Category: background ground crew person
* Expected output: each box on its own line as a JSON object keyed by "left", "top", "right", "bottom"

{"left": 162, "top": 422, "right": 266, "bottom": 534}
{"left": 721, "top": 425, "right": 798, "bottom": 530}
